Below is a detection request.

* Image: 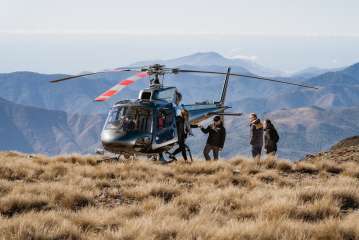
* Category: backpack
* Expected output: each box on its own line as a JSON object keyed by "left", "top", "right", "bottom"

{"left": 272, "top": 129, "right": 279, "bottom": 143}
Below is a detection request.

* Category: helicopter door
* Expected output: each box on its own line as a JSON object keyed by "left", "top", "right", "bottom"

{"left": 153, "top": 107, "right": 177, "bottom": 148}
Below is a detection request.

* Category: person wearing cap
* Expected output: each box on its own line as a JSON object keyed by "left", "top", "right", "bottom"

{"left": 200, "top": 116, "right": 226, "bottom": 160}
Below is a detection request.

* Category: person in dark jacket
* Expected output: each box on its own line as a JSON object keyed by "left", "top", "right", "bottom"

{"left": 249, "top": 113, "right": 264, "bottom": 160}
{"left": 170, "top": 109, "right": 193, "bottom": 162}
{"left": 263, "top": 119, "right": 279, "bottom": 155}
{"left": 200, "top": 116, "right": 226, "bottom": 160}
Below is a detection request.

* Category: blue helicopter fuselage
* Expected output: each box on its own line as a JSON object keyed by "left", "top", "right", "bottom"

{"left": 100, "top": 86, "right": 227, "bottom": 155}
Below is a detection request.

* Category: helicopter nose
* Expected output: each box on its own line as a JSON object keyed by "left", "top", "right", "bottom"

{"left": 101, "top": 131, "right": 136, "bottom": 148}
{"left": 101, "top": 130, "right": 151, "bottom": 152}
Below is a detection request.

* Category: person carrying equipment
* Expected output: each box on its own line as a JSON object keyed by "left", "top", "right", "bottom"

{"left": 169, "top": 109, "right": 193, "bottom": 162}
{"left": 200, "top": 116, "right": 226, "bottom": 160}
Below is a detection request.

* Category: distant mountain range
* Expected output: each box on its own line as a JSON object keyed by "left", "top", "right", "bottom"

{"left": 233, "top": 63, "right": 359, "bottom": 114}
{"left": 132, "top": 52, "right": 284, "bottom": 77}
{"left": 0, "top": 52, "right": 358, "bottom": 159}
{"left": 0, "top": 66, "right": 282, "bottom": 114}
{"left": 290, "top": 66, "right": 343, "bottom": 80}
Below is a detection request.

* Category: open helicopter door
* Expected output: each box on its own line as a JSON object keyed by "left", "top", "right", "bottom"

{"left": 152, "top": 106, "right": 178, "bottom": 150}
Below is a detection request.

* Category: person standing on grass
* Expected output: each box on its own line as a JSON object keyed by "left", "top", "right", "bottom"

{"left": 249, "top": 113, "right": 264, "bottom": 161}
{"left": 263, "top": 119, "right": 279, "bottom": 156}
{"left": 169, "top": 109, "right": 193, "bottom": 163}
{"left": 200, "top": 116, "right": 226, "bottom": 160}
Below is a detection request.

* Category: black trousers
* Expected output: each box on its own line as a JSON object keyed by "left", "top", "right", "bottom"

{"left": 203, "top": 144, "right": 219, "bottom": 160}
{"left": 266, "top": 145, "right": 277, "bottom": 155}
{"left": 251, "top": 146, "right": 262, "bottom": 158}
{"left": 172, "top": 117, "right": 187, "bottom": 160}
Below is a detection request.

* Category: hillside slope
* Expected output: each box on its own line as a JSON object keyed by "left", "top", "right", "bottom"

{"left": 0, "top": 146, "right": 358, "bottom": 239}
{"left": 331, "top": 136, "right": 359, "bottom": 150}
{"left": 0, "top": 98, "right": 105, "bottom": 154}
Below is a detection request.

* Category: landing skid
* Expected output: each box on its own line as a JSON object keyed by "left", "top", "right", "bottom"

{"left": 147, "top": 153, "right": 173, "bottom": 163}
{"left": 95, "top": 145, "right": 193, "bottom": 164}
{"left": 158, "top": 149, "right": 192, "bottom": 164}
{"left": 162, "top": 144, "right": 193, "bottom": 164}
{"left": 96, "top": 152, "right": 136, "bottom": 164}
{"left": 96, "top": 155, "right": 121, "bottom": 164}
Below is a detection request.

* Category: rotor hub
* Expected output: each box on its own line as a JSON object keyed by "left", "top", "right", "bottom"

{"left": 146, "top": 64, "right": 166, "bottom": 87}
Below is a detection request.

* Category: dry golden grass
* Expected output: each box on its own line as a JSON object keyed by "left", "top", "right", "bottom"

{"left": 0, "top": 146, "right": 358, "bottom": 240}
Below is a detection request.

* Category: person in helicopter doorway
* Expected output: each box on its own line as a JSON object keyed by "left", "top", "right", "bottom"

{"left": 174, "top": 91, "right": 183, "bottom": 116}
{"left": 158, "top": 112, "right": 165, "bottom": 130}
{"left": 169, "top": 109, "right": 193, "bottom": 163}
{"left": 263, "top": 119, "right": 280, "bottom": 156}
{"left": 249, "top": 113, "right": 264, "bottom": 161}
{"left": 159, "top": 91, "right": 184, "bottom": 163}
{"left": 200, "top": 116, "right": 226, "bottom": 160}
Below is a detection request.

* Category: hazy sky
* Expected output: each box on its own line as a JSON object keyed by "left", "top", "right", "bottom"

{"left": 1, "top": 0, "right": 359, "bottom": 73}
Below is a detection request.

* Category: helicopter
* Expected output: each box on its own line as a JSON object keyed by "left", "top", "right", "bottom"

{"left": 50, "top": 64, "right": 317, "bottom": 161}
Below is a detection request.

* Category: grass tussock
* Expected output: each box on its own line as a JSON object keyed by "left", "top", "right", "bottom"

{"left": 0, "top": 146, "right": 359, "bottom": 239}
{"left": 294, "top": 162, "right": 319, "bottom": 174}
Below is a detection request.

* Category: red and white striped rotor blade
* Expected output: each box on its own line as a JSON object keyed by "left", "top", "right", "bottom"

{"left": 95, "top": 72, "right": 149, "bottom": 102}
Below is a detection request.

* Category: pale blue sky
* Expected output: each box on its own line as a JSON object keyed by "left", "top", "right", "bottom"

{"left": 1, "top": 0, "right": 359, "bottom": 73}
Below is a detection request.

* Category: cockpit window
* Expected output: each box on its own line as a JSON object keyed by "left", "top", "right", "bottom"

{"left": 140, "top": 92, "right": 152, "bottom": 100}
{"left": 105, "top": 106, "right": 152, "bottom": 132}
{"left": 152, "top": 88, "right": 176, "bottom": 102}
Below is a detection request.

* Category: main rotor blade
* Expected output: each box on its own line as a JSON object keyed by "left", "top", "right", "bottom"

{"left": 95, "top": 72, "right": 149, "bottom": 102}
{"left": 50, "top": 72, "right": 102, "bottom": 83}
{"left": 209, "top": 112, "right": 243, "bottom": 116}
{"left": 177, "top": 69, "right": 318, "bottom": 90}
{"left": 49, "top": 67, "right": 138, "bottom": 83}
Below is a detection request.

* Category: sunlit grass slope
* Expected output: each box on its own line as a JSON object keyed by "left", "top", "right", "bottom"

{"left": 0, "top": 146, "right": 358, "bottom": 239}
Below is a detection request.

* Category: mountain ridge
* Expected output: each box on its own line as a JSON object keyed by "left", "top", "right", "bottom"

{"left": 132, "top": 51, "right": 283, "bottom": 77}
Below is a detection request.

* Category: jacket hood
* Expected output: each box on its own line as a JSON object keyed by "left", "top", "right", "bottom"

{"left": 212, "top": 121, "right": 224, "bottom": 128}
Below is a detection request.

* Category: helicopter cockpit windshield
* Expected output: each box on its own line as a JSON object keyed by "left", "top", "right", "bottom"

{"left": 105, "top": 106, "right": 152, "bottom": 133}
